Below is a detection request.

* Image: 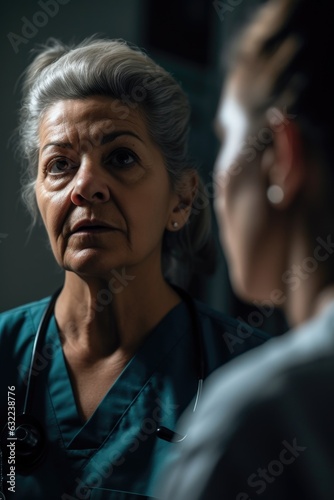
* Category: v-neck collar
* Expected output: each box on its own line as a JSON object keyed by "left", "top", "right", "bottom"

{"left": 45, "top": 300, "right": 190, "bottom": 450}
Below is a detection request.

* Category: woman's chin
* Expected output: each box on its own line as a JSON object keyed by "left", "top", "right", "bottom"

{"left": 62, "top": 249, "right": 120, "bottom": 277}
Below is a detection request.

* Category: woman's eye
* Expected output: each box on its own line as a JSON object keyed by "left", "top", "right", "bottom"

{"left": 109, "top": 149, "right": 138, "bottom": 168}
{"left": 47, "top": 159, "right": 76, "bottom": 175}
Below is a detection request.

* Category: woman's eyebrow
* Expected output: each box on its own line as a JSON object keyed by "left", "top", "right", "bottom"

{"left": 41, "top": 131, "right": 144, "bottom": 152}
{"left": 41, "top": 141, "right": 72, "bottom": 152}
{"left": 100, "top": 130, "right": 143, "bottom": 144}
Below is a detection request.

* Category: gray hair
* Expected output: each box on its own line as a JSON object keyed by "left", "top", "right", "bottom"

{"left": 18, "top": 37, "right": 214, "bottom": 281}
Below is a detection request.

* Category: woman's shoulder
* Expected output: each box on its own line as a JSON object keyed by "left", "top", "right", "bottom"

{"left": 0, "top": 296, "right": 51, "bottom": 335}
{"left": 194, "top": 299, "right": 271, "bottom": 351}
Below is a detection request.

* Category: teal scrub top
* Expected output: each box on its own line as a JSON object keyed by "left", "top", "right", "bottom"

{"left": 0, "top": 295, "right": 269, "bottom": 499}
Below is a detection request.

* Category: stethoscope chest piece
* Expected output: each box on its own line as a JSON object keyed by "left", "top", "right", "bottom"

{"left": 1, "top": 414, "right": 47, "bottom": 474}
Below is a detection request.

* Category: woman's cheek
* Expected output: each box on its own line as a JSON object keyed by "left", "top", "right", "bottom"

{"left": 37, "top": 188, "right": 69, "bottom": 246}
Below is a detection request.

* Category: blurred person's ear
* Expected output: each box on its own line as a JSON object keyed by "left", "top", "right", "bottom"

{"left": 261, "top": 107, "right": 305, "bottom": 209}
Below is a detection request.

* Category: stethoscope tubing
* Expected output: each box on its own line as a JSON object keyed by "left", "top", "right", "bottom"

{"left": 23, "top": 288, "right": 62, "bottom": 415}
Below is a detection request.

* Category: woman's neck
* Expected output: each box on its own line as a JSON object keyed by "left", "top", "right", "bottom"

{"left": 54, "top": 267, "right": 181, "bottom": 362}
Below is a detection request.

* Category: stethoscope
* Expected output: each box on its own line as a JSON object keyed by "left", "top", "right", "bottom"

{"left": 0, "top": 285, "right": 205, "bottom": 492}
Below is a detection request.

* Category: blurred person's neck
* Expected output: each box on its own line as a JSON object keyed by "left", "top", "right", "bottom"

{"left": 312, "top": 284, "right": 334, "bottom": 319}
{"left": 284, "top": 228, "right": 334, "bottom": 327}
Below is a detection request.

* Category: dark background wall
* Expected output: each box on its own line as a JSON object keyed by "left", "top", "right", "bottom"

{"left": 0, "top": 0, "right": 287, "bottom": 334}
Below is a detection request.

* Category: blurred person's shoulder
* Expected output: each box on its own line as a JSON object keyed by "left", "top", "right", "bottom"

{"left": 193, "top": 299, "right": 334, "bottom": 436}
{"left": 176, "top": 301, "right": 334, "bottom": 499}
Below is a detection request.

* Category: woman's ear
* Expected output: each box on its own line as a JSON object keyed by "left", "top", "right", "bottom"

{"left": 167, "top": 171, "right": 198, "bottom": 231}
{"left": 262, "top": 107, "right": 305, "bottom": 209}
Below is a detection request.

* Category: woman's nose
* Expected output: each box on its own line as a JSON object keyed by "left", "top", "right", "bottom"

{"left": 70, "top": 162, "right": 110, "bottom": 206}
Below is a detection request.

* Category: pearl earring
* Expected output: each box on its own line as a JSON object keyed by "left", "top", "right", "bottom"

{"left": 267, "top": 185, "right": 284, "bottom": 204}
{"left": 172, "top": 221, "right": 179, "bottom": 229}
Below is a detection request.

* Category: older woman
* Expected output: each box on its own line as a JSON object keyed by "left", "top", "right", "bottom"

{"left": 158, "top": 0, "right": 334, "bottom": 498}
{"left": 0, "top": 38, "right": 268, "bottom": 499}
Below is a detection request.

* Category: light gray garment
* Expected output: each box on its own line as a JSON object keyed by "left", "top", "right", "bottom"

{"left": 157, "top": 301, "right": 334, "bottom": 500}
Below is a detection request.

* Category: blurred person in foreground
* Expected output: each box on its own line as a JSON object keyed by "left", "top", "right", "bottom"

{"left": 157, "top": 0, "right": 334, "bottom": 498}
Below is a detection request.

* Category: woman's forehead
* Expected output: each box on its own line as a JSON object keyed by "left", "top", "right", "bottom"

{"left": 39, "top": 97, "right": 150, "bottom": 145}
